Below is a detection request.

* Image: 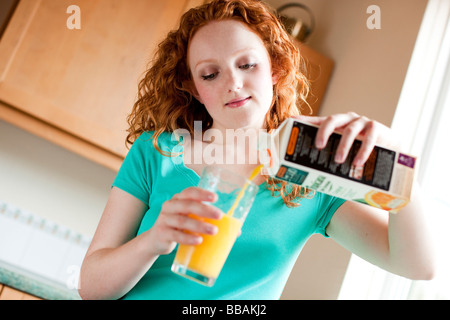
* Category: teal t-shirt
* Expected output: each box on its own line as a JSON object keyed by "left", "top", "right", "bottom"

{"left": 112, "top": 131, "right": 345, "bottom": 300}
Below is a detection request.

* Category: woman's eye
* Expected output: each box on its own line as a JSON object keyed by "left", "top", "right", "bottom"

{"left": 239, "top": 63, "right": 256, "bottom": 70}
{"left": 201, "top": 73, "right": 218, "bottom": 81}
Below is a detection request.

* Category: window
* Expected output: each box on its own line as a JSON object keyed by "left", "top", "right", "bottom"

{"left": 339, "top": 0, "right": 450, "bottom": 300}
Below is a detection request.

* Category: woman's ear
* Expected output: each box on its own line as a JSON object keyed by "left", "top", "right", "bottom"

{"left": 183, "top": 80, "right": 203, "bottom": 104}
{"left": 272, "top": 70, "right": 280, "bottom": 85}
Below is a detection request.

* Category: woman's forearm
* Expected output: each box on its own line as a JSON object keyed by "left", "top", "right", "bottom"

{"left": 387, "top": 183, "right": 436, "bottom": 280}
{"left": 327, "top": 182, "right": 436, "bottom": 280}
{"left": 78, "top": 230, "right": 159, "bottom": 300}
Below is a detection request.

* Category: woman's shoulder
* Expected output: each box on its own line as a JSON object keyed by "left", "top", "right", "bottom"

{"left": 132, "top": 131, "right": 181, "bottom": 157}
{"left": 135, "top": 131, "right": 174, "bottom": 144}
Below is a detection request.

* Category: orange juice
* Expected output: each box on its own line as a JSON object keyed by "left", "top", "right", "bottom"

{"left": 171, "top": 165, "right": 259, "bottom": 286}
{"left": 174, "top": 214, "right": 242, "bottom": 279}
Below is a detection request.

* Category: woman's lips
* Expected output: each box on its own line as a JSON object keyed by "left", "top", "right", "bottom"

{"left": 225, "top": 96, "right": 251, "bottom": 108}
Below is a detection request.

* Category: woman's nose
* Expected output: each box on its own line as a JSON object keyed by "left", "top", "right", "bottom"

{"left": 226, "top": 70, "right": 243, "bottom": 93}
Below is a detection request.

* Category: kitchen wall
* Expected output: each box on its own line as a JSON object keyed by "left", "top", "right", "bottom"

{"left": 0, "top": 0, "right": 427, "bottom": 300}
{"left": 268, "top": 0, "right": 428, "bottom": 126}
{"left": 0, "top": 120, "right": 115, "bottom": 237}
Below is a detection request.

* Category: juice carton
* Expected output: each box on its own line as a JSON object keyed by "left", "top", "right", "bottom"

{"left": 258, "top": 118, "right": 416, "bottom": 213}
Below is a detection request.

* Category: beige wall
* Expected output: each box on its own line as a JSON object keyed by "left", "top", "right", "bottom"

{"left": 0, "top": 120, "right": 115, "bottom": 237}
{"left": 270, "top": 0, "right": 427, "bottom": 126}
{"left": 266, "top": 0, "right": 428, "bottom": 299}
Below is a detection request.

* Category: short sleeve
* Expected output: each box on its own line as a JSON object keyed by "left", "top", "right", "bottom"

{"left": 112, "top": 133, "right": 153, "bottom": 205}
{"left": 314, "top": 192, "right": 346, "bottom": 237}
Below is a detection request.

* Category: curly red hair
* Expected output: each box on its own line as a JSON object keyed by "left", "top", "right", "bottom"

{"left": 126, "top": 0, "right": 313, "bottom": 206}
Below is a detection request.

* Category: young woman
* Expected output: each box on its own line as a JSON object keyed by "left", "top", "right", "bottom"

{"left": 79, "top": 0, "right": 435, "bottom": 300}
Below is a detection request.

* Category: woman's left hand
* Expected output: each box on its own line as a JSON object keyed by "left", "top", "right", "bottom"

{"left": 294, "top": 112, "right": 398, "bottom": 167}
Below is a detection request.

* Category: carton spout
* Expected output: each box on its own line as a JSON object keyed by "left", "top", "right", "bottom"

{"left": 257, "top": 132, "right": 270, "bottom": 168}
{"left": 257, "top": 131, "right": 279, "bottom": 176}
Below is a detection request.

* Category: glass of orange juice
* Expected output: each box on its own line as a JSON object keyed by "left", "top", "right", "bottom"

{"left": 171, "top": 166, "right": 259, "bottom": 286}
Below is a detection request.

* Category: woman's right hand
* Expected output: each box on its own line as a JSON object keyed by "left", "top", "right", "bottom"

{"left": 147, "top": 187, "right": 222, "bottom": 256}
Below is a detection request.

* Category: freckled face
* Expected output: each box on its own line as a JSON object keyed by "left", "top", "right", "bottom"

{"left": 187, "top": 20, "right": 278, "bottom": 131}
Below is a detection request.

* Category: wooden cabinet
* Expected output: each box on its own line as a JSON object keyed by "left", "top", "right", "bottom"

{"left": 0, "top": 0, "right": 204, "bottom": 171}
{"left": 0, "top": 284, "right": 42, "bottom": 300}
{"left": 295, "top": 40, "right": 334, "bottom": 116}
{"left": 0, "top": 0, "right": 332, "bottom": 172}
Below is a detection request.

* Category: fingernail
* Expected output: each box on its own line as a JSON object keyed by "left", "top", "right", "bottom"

{"left": 214, "top": 209, "right": 223, "bottom": 219}
{"left": 353, "top": 159, "right": 363, "bottom": 167}
{"left": 316, "top": 138, "right": 324, "bottom": 149}
{"left": 193, "top": 236, "right": 203, "bottom": 245}
{"left": 208, "top": 225, "right": 218, "bottom": 235}
{"left": 335, "top": 153, "right": 343, "bottom": 163}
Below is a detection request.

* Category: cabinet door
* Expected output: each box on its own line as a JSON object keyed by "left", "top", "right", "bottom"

{"left": 295, "top": 40, "right": 334, "bottom": 116}
{"left": 0, "top": 285, "right": 41, "bottom": 300}
{"left": 0, "top": 0, "right": 196, "bottom": 159}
